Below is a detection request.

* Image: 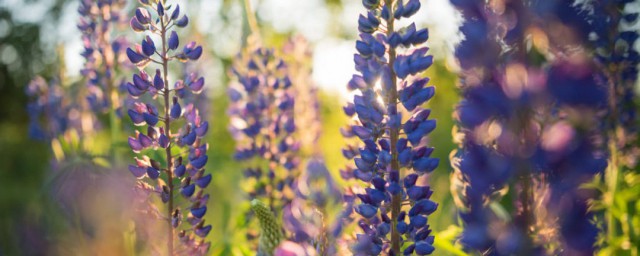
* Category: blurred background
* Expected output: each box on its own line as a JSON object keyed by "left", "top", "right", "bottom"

{"left": 0, "top": 0, "right": 467, "bottom": 254}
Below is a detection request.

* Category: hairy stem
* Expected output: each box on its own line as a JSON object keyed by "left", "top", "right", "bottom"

{"left": 384, "top": 0, "right": 401, "bottom": 254}
{"left": 160, "top": 15, "right": 175, "bottom": 256}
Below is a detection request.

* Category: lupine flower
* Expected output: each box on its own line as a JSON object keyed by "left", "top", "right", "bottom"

{"left": 341, "top": 0, "right": 439, "bottom": 254}
{"left": 125, "top": 1, "right": 210, "bottom": 255}
{"left": 449, "top": 2, "right": 540, "bottom": 250}
{"left": 26, "top": 72, "right": 99, "bottom": 163}
{"left": 275, "top": 37, "right": 340, "bottom": 254}
{"left": 582, "top": 0, "right": 640, "bottom": 165}
{"left": 450, "top": 0, "right": 607, "bottom": 254}
{"left": 280, "top": 159, "right": 342, "bottom": 255}
{"left": 228, "top": 46, "right": 299, "bottom": 213}
{"left": 282, "top": 36, "right": 323, "bottom": 157}
{"left": 561, "top": 1, "right": 640, "bottom": 253}
{"left": 26, "top": 76, "right": 75, "bottom": 141}
{"left": 25, "top": 0, "right": 132, "bottom": 162}
{"left": 77, "top": 0, "right": 130, "bottom": 113}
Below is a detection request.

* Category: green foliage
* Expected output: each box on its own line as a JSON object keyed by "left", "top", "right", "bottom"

{"left": 590, "top": 168, "right": 640, "bottom": 256}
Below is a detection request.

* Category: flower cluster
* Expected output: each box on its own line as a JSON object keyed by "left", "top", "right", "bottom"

{"left": 588, "top": 0, "right": 639, "bottom": 164}
{"left": 450, "top": 1, "right": 533, "bottom": 252}
{"left": 125, "top": 1, "right": 210, "bottom": 254}
{"left": 26, "top": 72, "right": 100, "bottom": 159}
{"left": 341, "top": 0, "right": 439, "bottom": 254}
{"left": 228, "top": 46, "right": 299, "bottom": 214}
{"left": 450, "top": 0, "right": 608, "bottom": 254}
{"left": 279, "top": 159, "right": 342, "bottom": 254}
{"left": 26, "top": 0, "right": 131, "bottom": 150}
{"left": 77, "top": 0, "right": 129, "bottom": 113}
{"left": 282, "top": 36, "right": 323, "bottom": 157}
{"left": 560, "top": 1, "right": 640, "bottom": 253}
{"left": 26, "top": 76, "right": 75, "bottom": 141}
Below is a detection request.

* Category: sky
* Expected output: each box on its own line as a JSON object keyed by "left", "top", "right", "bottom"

{"left": 257, "top": 0, "right": 461, "bottom": 95}
{"left": 0, "top": 0, "right": 461, "bottom": 97}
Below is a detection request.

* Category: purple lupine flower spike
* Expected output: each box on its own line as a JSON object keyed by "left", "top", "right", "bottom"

{"left": 124, "top": 1, "right": 210, "bottom": 255}
{"left": 340, "top": 0, "right": 439, "bottom": 255}
{"left": 280, "top": 159, "right": 343, "bottom": 254}
{"left": 228, "top": 45, "right": 300, "bottom": 217}
{"left": 583, "top": 0, "right": 639, "bottom": 164}
{"left": 78, "top": 0, "right": 129, "bottom": 113}
{"left": 450, "top": 0, "right": 608, "bottom": 254}
{"left": 282, "top": 36, "right": 323, "bottom": 158}
{"left": 25, "top": 76, "right": 84, "bottom": 142}
{"left": 579, "top": 2, "right": 640, "bottom": 252}
{"left": 27, "top": 0, "right": 130, "bottom": 147}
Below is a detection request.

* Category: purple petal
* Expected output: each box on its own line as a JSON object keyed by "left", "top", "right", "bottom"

{"left": 129, "top": 165, "right": 147, "bottom": 178}
{"left": 181, "top": 184, "right": 195, "bottom": 197}
{"left": 190, "top": 155, "right": 208, "bottom": 169}
{"left": 195, "top": 121, "right": 209, "bottom": 137}
{"left": 130, "top": 17, "right": 146, "bottom": 32}
{"left": 182, "top": 130, "right": 196, "bottom": 145}
{"left": 195, "top": 225, "right": 211, "bottom": 237}
{"left": 168, "top": 31, "right": 179, "bottom": 50}
{"left": 191, "top": 206, "right": 206, "bottom": 218}
{"left": 126, "top": 48, "right": 145, "bottom": 64}
{"left": 153, "top": 69, "right": 164, "bottom": 90}
{"left": 135, "top": 8, "right": 151, "bottom": 24}
{"left": 171, "top": 5, "right": 180, "bottom": 20}
{"left": 189, "top": 77, "right": 204, "bottom": 93}
{"left": 175, "top": 164, "right": 186, "bottom": 177}
{"left": 141, "top": 36, "right": 155, "bottom": 56}
{"left": 176, "top": 15, "right": 189, "bottom": 27}
{"left": 186, "top": 45, "right": 202, "bottom": 60}
{"left": 128, "top": 109, "right": 145, "bottom": 125}
{"left": 196, "top": 174, "right": 212, "bottom": 188}
{"left": 159, "top": 133, "right": 170, "bottom": 148}
{"left": 147, "top": 167, "right": 160, "bottom": 179}
{"left": 139, "top": 133, "right": 153, "bottom": 148}
{"left": 128, "top": 137, "right": 143, "bottom": 152}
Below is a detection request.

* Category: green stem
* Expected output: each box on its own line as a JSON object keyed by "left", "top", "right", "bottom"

{"left": 606, "top": 140, "right": 619, "bottom": 242}
{"left": 107, "top": 73, "right": 121, "bottom": 164}
{"left": 241, "top": 0, "right": 261, "bottom": 46}
{"left": 100, "top": 11, "right": 121, "bottom": 164}
{"left": 605, "top": 57, "right": 620, "bottom": 244}
{"left": 160, "top": 14, "right": 175, "bottom": 256}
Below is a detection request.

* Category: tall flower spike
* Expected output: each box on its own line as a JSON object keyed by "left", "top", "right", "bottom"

{"left": 78, "top": 0, "right": 133, "bottom": 162}
{"left": 584, "top": 1, "right": 639, "bottom": 165}
{"left": 282, "top": 36, "right": 323, "bottom": 157}
{"left": 450, "top": 0, "right": 607, "bottom": 254}
{"left": 228, "top": 46, "right": 299, "bottom": 215}
{"left": 26, "top": 76, "right": 74, "bottom": 141}
{"left": 251, "top": 199, "right": 283, "bottom": 256}
{"left": 341, "top": 0, "right": 439, "bottom": 254}
{"left": 125, "top": 1, "right": 210, "bottom": 255}
{"left": 78, "top": 0, "right": 130, "bottom": 113}
{"left": 565, "top": 0, "right": 640, "bottom": 253}
{"left": 280, "top": 159, "right": 343, "bottom": 255}
{"left": 26, "top": 69, "right": 98, "bottom": 162}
